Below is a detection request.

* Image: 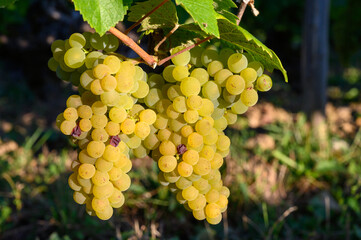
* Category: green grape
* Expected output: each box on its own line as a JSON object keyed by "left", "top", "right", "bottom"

{"left": 227, "top": 53, "right": 248, "bottom": 73}
{"left": 202, "top": 81, "right": 221, "bottom": 100}
{"left": 213, "top": 116, "right": 227, "bottom": 132}
{"left": 157, "top": 128, "right": 172, "bottom": 141}
{"left": 158, "top": 155, "right": 177, "bottom": 172}
{"left": 143, "top": 133, "right": 160, "bottom": 150}
{"left": 182, "top": 186, "right": 199, "bottom": 201}
{"left": 205, "top": 203, "right": 221, "bottom": 219}
{"left": 169, "top": 117, "right": 186, "bottom": 132}
{"left": 172, "top": 65, "right": 189, "bottom": 81}
{"left": 132, "top": 144, "right": 148, "bottom": 158}
{"left": 68, "top": 173, "right": 82, "bottom": 191}
{"left": 188, "top": 194, "right": 207, "bottom": 211}
{"left": 87, "top": 141, "right": 106, "bottom": 158}
{"left": 120, "top": 118, "right": 135, "bottom": 135}
{"left": 134, "top": 66, "right": 146, "bottom": 81}
{"left": 195, "top": 119, "right": 212, "bottom": 136}
{"left": 214, "top": 69, "right": 233, "bottom": 87}
{"left": 163, "top": 65, "right": 177, "bottom": 83}
{"left": 211, "top": 107, "right": 225, "bottom": 120}
{"left": 69, "top": 33, "right": 86, "bottom": 48}
{"left": 78, "top": 150, "right": 97, "bottom": 164}
{"left": 226, "top": 75, "right": 245, "bottom": 95}
{"left": 184, "top": 109, "right": 199, "bottom": 124}
{"left": 104, "top": 34, "right": 120, "bottom": 52}
{"left": 90, "top": 101, "right": 106, "bottom": 116}
{"left": 176, "top": 191, "right": 187, "bottom": 204}
{"left": 193, "top": 178, "right": 209, "bottom": 192}
{"left": 181, "top": 125, "right": 194, "bottom": 138}
{"left": 48, "top": 57, "right": 59, "bottom": 72}
{"left": 112, "top": 172, "right": 131, "bottom": 191}
{"left": 90, "top": 32, "right": 109, "bottom": 50}
{"left": 100, "top": 90, "right": 120, "bottom": 107}
{"left": 190, "top": 46, "right": 204, "bottom": 67}
{"left": 171, "top": 46, "right": 191, "bottom": 66}
{"left": 104, "top": 121, "right": 120, "bottom": 136}
{"left": 177, "top": 161, "right": 193, "bottom": 177}
{"left": 134, "top": 121, "right": 150, "bottom": 139}
{"left": 85, "top": 51, "right": 103, "bottom": 69}
{"left": 93, "top": 64, "right": 111, "bottom": 79}
{"left": 173, "top": 96, "right": 187, "bottom": 113}
{"left": 144, "top": 88, "right": 162, "bottom": 108}
{"left": 198, "top": 98, "right": 214, "bottom": 117}
{"left": 153, "top": 113, "right": 168, "bottom": 130}
{"left": 176, "top": 177, "right": 192, "bottom": 190}
{"left": 248, "top": 61, "right": 264, "bottom": 77}
{"left": 231, "top": 98, "right": 248, "bottom": 114}
{"left": 69, "top": 71, "right": 81, "bottom": 86}
{"left": 60, "top": 120, "right": 76, "bottom": 135}
{"left": 240, "top": 67, "right": 258, "bottom": 83}
{"left": 92, "top": 170, "right": 110, "bottom": 186}
{"left": 116, "top": 95, "right": 134, "bottom": 109}
{"left": 186, "top": 95, "right": 203, "bottom": 110}
{"left": 216, "top": 135, "right": 230, "bottom": 152}
{"left": 90, "top": 79, "right": 104, "bottom": 95}
{"left": 180, "top": 77, "right": 201, "bottom": 97}
{"left": 159, "top": 140, "right": 176, "bottom": 156}
{"left": 132, "top": 80, "right": 149, "bottom": 98}
{"left": 80, "top": 70, "right": 95, "bottom": 90}
{"left": 190, "top": 68, "right": 209, "bottom": 86}
{"left": 100, "top": 75, "right": 117, "bottom": 92}
{"left": 95, "top": 157, "right": 113, "bottom": 172}
{"left": 73, "top": 191, "right": 88, "bottom": 204}
{"left": 240, "top": 88, "right": 258, "bottom": 106}
{"left": 206, "top": 214, "right": 222, "bottom": 225}
{"left": 187, "top": 132, "right": 203, "bottom": 148}
{"left": 193, "top": 209, "right": 206, "bottom": 220}
{"left": 207, "top": 60, "right": 223, "bottom": 77}
{"left": 64, "top": 47, "right": 85, "bottom": 68}
{"left": 90, "top": 114, "right": 108, "bottom": 129}
{"left": 78, "top": 163, "right": 96, "bottom": 179}
{"left": 66, "top": 95, "right": 82, "bottom": 108}
{"left": 256, "top": 74, "right": 272, "bottom": 92}
{"left": 148, "top": 74, "right": 165, "bottom": 88}
{"left": 91, "top": 128, "right": 109, "bottom": 142}
{"left": 155, "top": 99, "right": 172, "bottom": 114}
{"left": 219, "top": 48, "right": 235, "bottom": 67}
{"left": 205, "top": 189, "right": 220, "bottom": 203}
{"left": 56, "top": 66, "right": 71, "bottom": 81}
{"left": 219, "top": 186, "right": 230, "bottom": 198}
{"left": 163, "top": 171, "right": 180, "bottom": 183}
{"left": 51, "top": 40, "right": 65, "bottom": 62}
{"left": 193, "top": 157, "right": 211, "bottom": 176}
{"left": 201, "top": 49, "right": 219, "bottom": 67}
{"left": 167, "top": 85, "right": 183, "bottom": 101}
{"left": 224, "top": 111, "right": 237, "bottom": 125}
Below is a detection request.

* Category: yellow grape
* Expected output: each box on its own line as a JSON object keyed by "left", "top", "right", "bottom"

{"left": 157, "top": 128, "right": 172, "bottom": 141}
{"left": 177, "top": 161, "right": 193, "bottom": 177}
{"left": 180, "top": 125, "right": 194, "bottom": 138}
{"left": 92, "top": 181, "right": 114, "bottom": 199}
{"left": 109, "top": 107, "right": 127, "bottom": 123}
{"left": 112, "top": 172, "right": 131, "bottom": 191}
{"left": 240, "top": 88, "right": 258, "bottom": 107}
{"left": 78, "top": 163, "right": 96, "bottom": 179}
{"left": 63, "top": 107, "right": 78, "bottom": 121}
{"left": 195, "top": 119, "right": 212, "bottom": 136}
{"left": 96, "top": 205, "right": 113, "bottom": 220}
{"left": 198, "top": 98, "right": 214, "bottom": 117}
{"left": 205, "top": 203, "right": 221, "bottom": 219}
{"left": 60, "top": 120, "right": 76, "bottom": 135}
{"left": 91, "top": 101, "right": 107, "bottom": 115}
{"left": 91, "top": 128, "right": 109, "bottom": 142}
{"left": 93, "top": 64, "right": 111, "bottom": 79}
{"left": 193, "top": 209, "right": 206, "bottom": 220}
{"left": 158, "top": 155, "right": 177, "bottom": 172}
{"left": 100, "top": 75, "right": 117, "bottom": 91}
{"left": 176, "top": 177, "right": 192, "bottom": 189}
{"left": 227, "top": 53, "right": 248, "bottom": 73}
{"left": 193, "top": 157, "right": 211, "bottom": 176}
{"left": 206, "top": 214, "right": 222, "bottom": 225}
{"left": 190, "top": 68, "right": 209, "bottom": 86}
{"left": 103, "top": 55, "right": 121, "bottom": 74}
{"left": 172, "top": 65, "right": 189, "bottom": 81}
{"left": 120, "top": 118, "right": 135, "bottom": 135}
{"left": 108, "top": 188, "right": 125, "bottom": 205}
{"left": 225, "top": 75, "right": 245, "bottom": 95}
{"left": 92, "top": 170, "right": 110, "bottom": 186}
{"left": 186, "top": 95, "right": 203, "bottom": 110}
{"left": 188, "top": 194, "right": 207, "bottom": 211}
{"left": 182, "top": 149, "right": 199, "bottom": 165}
{"left": 95, "top": 157, "right": 113, "bottom": 172}
{"left": 104, "top": 121, "right": 121, "bottom": 136}
{"left": 68, "top": 173, "right": 82, "bottom": 191}
{"left": 91, "top": 114, "right": 108, "bottom": 129}
{"left": 207, "top": 60, "right": 223, "bottom": 77}
{"left": 180, "top": 77, "right": 201, "bottom": 97}
{"left": 134, "top": 121, "right": 150, "bottom": 139}
{"left": 86, "top": 141, "right": 105, "bottom": 158}
{"left": 240, "top": 67, "right": 258, "bottom": 83}
{"left": 182, "top": 186, "right": 199, "bottom": 201}
{"left": 73, "top": 191, "right": 88, "bottom": 204}
{"left": 103, "top": 145, "right": 121, "bottom": 162}
{"left": 139, "top": 109, "right": 157, "bottom": 125}
{"left": 187, "top": 132, "right": 203, "bottom": 148}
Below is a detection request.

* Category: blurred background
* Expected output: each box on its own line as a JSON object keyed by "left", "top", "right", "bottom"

{"left": 0, "top": 0, "right": 361, "bottom": 239}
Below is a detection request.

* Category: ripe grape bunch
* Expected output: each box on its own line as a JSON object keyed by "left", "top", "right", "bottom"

{"left": 50, "top": 31, "right": 273, "bottom": 224}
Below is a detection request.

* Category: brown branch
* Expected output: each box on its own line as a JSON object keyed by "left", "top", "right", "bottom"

{"left": 109, "top": 27, "right": 157, "bottom": 68}
{"left": 266, "top": 206, "right": 298, "bottom": 240}
{"left": 236, "top": 1, "right": 248, "bottom": 25}
{"left": 124, "top": 0, "right": 170, "bottom": 35}
{"left": 154, "top": 24, "right": 179, "bottom": 53}
{"left": 157, "top": 36, "right": 213, "bottom": 66}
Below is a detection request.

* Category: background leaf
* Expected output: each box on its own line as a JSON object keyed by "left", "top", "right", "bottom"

{"left": 128, "top": 0, "right": 178, "bottom": 31}
{"left": 0, "top": 0, "right": 16, "bottom": 8}
{"left": 73, "top": 0, "right": 133, "bottom": 35}
{"left": 175, "top": 0, "right": 219, "bottom": 38}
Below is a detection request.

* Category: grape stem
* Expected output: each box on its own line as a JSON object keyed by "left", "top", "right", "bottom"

{"left": 154, "top": 24, "right": 179, "bottom": 53}
{"left": 124, "top": 0, "right": 170, "bottom": 35}
{"left": 236, "top": 1, "right": 248, "bottom": 25}
{"left": 157, "top": 36, "right": 213, "bottom": 66}
{"left": 109, "top": 27, "right": 157, "bottom": 68}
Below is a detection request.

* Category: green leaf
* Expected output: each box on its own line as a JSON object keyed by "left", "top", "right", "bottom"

{"left": 0, "top": 0, "right": 16, "bottom": 8}
{"left": 128, "top": 0, "right": 178, "bottom": 31}
{"left": 175, "top": 0, "right": 219, "bottom": 38}
{"left": 213, "top": 0, "right": 238, "bottom": 23}
{"left": 73, "top": 0, "right": 133, "bottom": 35}
{"left": 218, "top": 19, "right": 288, "bottom": 82}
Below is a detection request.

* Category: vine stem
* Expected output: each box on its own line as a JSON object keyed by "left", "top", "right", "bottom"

{"left": 236, "top": 1, "right": 248, "bottom": 25}
{"left": 158, "top": 36, "right": 213, "bottom": 66}
{"left": 154, "top": 24, "right": 179, "bottom": 53}
{"left": 124, "top": 0, "right": 170, "bottom": 35}
{"left": 109, "top": 27, "right": 157, "bottom": 68}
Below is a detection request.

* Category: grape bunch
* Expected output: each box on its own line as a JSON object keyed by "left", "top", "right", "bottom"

{"left": 50, "top": 32, "right": 273, "bottom": 224}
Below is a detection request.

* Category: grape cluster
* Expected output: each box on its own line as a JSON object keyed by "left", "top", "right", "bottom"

{"left": 50, "top": 32, "right": 273, "bottom": 224}
{"left": 52, "top": 32, "right": 155, "bottom": 220}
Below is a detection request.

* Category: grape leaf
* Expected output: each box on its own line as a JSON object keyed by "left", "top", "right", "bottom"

{"left": 0, "top": 0, "right": 16, "bottom": 8}
{"left": 217, "top": 19, "right": 288, "bottom": 82}
{"left": 175, "top": 0, "right": 219, "bottom": 38}
{"left": 73, "top": 0, "right": 132, "bottom": 35}
{"left": 213, "top": 0, "right": 238, "bottom": 23}
{"left": 128, "top": 0, "right": 178, "bottom": 31}
{"left": 178, "top": 20, "right": 288, "bottom": 82}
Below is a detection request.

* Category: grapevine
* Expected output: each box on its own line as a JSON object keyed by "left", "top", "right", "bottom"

{"left": 49, "top": 0, "right": 287, "bottom": 225}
